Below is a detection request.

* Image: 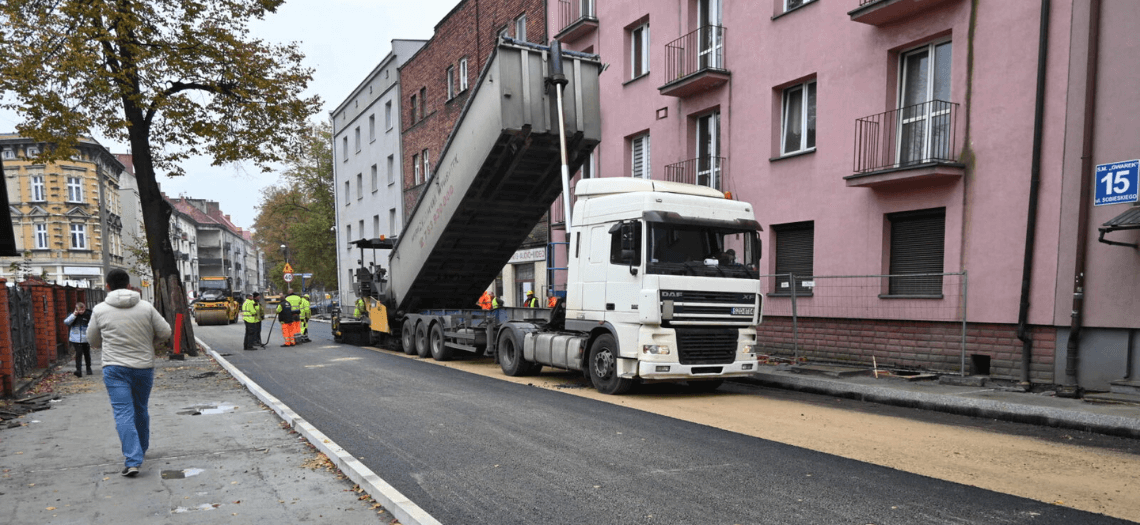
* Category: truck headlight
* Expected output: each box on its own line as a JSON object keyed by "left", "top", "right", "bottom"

{"left": 642, "top": 344, "right": 671, "bottom": 355}
{"left": 742, "top": 344, "right": 756, "bottom": 355}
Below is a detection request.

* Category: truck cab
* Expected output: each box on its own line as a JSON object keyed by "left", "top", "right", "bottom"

{"left": 563, "top": 178, "right": 762, "bottom": 393}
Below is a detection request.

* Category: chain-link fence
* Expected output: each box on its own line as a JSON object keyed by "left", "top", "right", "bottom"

{"left": 757, "top": 272, "right": 968, "bottom": 375}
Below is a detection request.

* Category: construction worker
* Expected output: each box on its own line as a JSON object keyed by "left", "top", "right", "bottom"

{"left": 547, "top": 293, "right": 558, "bottom": 308}
{"left": 242, "top": 292, "right": 264, "bottom": 350}
{"left": 523, "top": 290, "right": 539, "bottom": 308}
{"left": 491, "top": 293, "right": 503, "bottom": 309}
{"left": 354, "top": 296, "right": 368, "bottom": 318}
{"left": 276, "top": 289, "right": 302, "bottom": 347}
{"left": 296, "top": 294, "right": 312, "bottom": 343}
{"left": 478, "top": 290, "right": 493, "bottom": 310}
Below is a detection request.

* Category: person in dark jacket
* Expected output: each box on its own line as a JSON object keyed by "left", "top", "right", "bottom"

{"left": 64, "top": 301, "right": 92, "bottom": 377}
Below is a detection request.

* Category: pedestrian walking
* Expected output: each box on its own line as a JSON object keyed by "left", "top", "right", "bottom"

{"left": 242, "top": 292, "right": 264, "bottom": 350}
{"left": 63, "top": 301, "right": 92, "bottom": 377}
{"left": 524, "top": 290, "right": 539, "bottom": 308}
{"left": 87, "top": 268, "right": 172, "bottom": 478}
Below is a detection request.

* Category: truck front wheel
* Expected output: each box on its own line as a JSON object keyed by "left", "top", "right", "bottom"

{"left": 588, "top": 334, "right": 633, "bottom": 395}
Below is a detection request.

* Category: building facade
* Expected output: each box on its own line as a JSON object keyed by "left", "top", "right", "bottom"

{"left": 170, "top": 197, "right": 258, "bottom": 296}
{"left": 398, "top": 0, "right": 549, "bottom": 307}
{"left": 332, "top": 39, "right": 426, "bottom": 305}
{"left": 548, "top": 0, "right": 1140, "bottom": 391}
{"left": 0, "top": 135, "right": 126, "bottom": 288}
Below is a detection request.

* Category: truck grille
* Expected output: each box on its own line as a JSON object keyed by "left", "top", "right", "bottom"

{"left": 675, "top": 328, "right": 737, "bottom": 365}
{"left": 661, "top": 290, "right": 756, "bottom": 326}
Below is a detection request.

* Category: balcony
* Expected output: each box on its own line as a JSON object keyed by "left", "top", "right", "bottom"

{"left": 664, "top": 157, "right": 725, "bottom": 191}
{"left": 849, "top": 0, "right": 959, "bottom": 26}
{"left": 659, "top": 26, "right": 730, "bottom": 98}
{"left": 846, "top": 100, "right": 964, "bottom": 188}
{"left": 198, "top": 257, "right": 223, "bottom": 267}
{"left": 554, "top": 0, "right": 598, "bottom": 42}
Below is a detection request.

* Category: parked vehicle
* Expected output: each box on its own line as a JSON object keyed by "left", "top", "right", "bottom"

{"left": 333, "top": 41, "right": 762, "bottom": 394}
{"left": 193, "top": 276, "right": 239, "bottom": 325}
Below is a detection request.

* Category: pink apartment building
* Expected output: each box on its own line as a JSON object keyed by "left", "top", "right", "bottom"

{"left": 547, "top": 0, "right": 1139, "bottom": 394}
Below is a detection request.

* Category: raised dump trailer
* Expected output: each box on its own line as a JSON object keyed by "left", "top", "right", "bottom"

{"left": 340, "top": 40, "right": 763, "bottom": 394}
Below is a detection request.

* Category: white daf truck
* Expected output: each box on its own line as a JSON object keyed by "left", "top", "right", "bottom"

{"left": 335, "top": 40, "right": 763, "bottom": 394}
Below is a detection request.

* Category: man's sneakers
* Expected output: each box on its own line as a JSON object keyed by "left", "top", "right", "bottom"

{"left": 121, "top": 466, "right": 140, "bottom": 477}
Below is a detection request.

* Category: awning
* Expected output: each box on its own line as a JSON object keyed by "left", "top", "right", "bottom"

{"left": 1098, "top": 206, "right": 1140, "bottom": 248}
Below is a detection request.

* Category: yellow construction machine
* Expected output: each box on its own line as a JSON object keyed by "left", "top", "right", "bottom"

{"left": 194, "top": 276, "right": 240, "bottom": 325}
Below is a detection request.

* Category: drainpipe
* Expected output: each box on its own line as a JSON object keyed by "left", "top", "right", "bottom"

{"left": 1015, "top": 0, "right": 1051, "bottom": 387}
{"left": 1058, "top": 0, "right": 1101, "bottom": 398}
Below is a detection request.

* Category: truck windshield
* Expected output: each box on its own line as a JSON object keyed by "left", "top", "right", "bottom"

{"left": 646, "top": 223, "right": 759, "bottom": 279}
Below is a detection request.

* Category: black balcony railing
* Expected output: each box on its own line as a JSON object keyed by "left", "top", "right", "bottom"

{"left": 853, "top": 100, "right": 959, "bottom": 174}
{"left": 199, "top": 257, "right": 223, "bottom": 267}
{"left": 664, "top": 26, "right": 726, "bottom": 83}
{"left": 664, "top": 157, "right": 725, "bottom": 190}
{"left": 556, "top": 0, "right": 597, "bottom": 36}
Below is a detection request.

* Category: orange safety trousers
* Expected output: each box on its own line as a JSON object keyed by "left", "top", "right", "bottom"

{"left": 281, "top": 320, "right": 297, "bottom": 345}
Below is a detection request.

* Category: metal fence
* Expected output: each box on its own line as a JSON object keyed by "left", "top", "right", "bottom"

{"left": 8, "top": 284, "right": 36, "bottom": 380}
{"left": 758, "top": 272, "right": 968, "bottom": 375}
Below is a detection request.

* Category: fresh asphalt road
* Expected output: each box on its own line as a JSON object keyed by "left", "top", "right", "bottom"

{"left": 196, "top": 322, "right": 1131, "bottom": 525}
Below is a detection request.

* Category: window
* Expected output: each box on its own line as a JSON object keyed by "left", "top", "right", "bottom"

{"left": 373, "top": 215, "right": 380, "bottom": 238}
{"left": 773, "top": 222, "right": 814, "bottom": 295}
{"left": 358, "top": 220, "right": 364, "bottom": 242}
{"left": 781, "top": 80, "right": 817, "bottom": 155}
{"left": 347, "top": 224, "right": 352, "bottom": 243}
{"left": 369, "top": 115, "right": 376, "bottom": 142}
{"left": 446, "top": 65, "right": 455, "bottom": 99}
{"left": 609, "top": 222, "right": 642, "bottom": 265}
{"left": 2, "top": 149, "right": 12, "bottom": 159}
{"left": 696, "top": 112, "right": 721, "bottom": 189}
{"left": 67, "top": 176, "right": 83, "bottom": 202}
{"left": 26, "top": 146, "right": 38, "bottom": 157}
{"left": 419, "top": 88, "right": 427, "bottom": 119}
{"left": 342, "top": 137, "right": 349, "bottom": 161}
{"left": 412, "top": 154, "right": 421, "bottom": 185}
{"left": 631, "top": 134, "right": 650, "bottom": 179}
{"left": 630, "top": 22, "right": 650, "bottom": 79}
{"left": 30, "top": 175, "right": 45, "bottom": 201}
{"left": 784, "top": 0, "right": 814, "bottom": 12}
{"left": 899, "top": 41, "right": 953, "bottom": 166}
{"left": 356, "top": 173, "right": 363, "bottom": 199}
{"left": 387, "top": 155, "right": 395, "bottom": 185}
{"left": 515, "top": 14, "right": 527, "bottom": 42}
{"left": 389, "top": 208, "right": 397, "bottom": 237}
{"left": 421, "top": 149, "right": 429, "bottom": 180}
{"left": 69, "top": 223, "right": 87, "bottom": 250}
{"left": 385, "top": 101, "right": 393, "bottom": 130}
{"left": 698, "top": 0, "right": 723, "bottom": 70}
{"left": 459, "top": 58, "right": 469, "bottom": 91}
{"left": 354, "top": 127, "right": 361, "bottom": 152}
{"left": 579, "top": 152, "right": 595, "bottom": 179}
{"left": 410, "top": 94, "right": 417, "bottom": 123}
{"left": 888, "top": 208, "right": 945, "bottom": 296}
{"left": 344, "top": 180, "right": 351, "bottom": 204}
{"left": 34, "top": 223, "right": 48, "bottom": 249}
{"left": 371, "top": 165, "right": 378, "bottom": 192}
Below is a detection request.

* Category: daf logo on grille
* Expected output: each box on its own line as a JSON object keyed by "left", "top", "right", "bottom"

{"left": 661, "top": 292, "right": 683, "bottom": 298}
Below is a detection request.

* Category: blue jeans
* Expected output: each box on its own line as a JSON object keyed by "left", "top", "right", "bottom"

{"left": 103, "top": 365, "right": 154, "bottom": 467}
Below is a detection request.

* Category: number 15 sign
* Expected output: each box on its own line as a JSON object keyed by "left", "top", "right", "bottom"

{"left": 1094, "top": 160, "right": 1139, "bottom": 206}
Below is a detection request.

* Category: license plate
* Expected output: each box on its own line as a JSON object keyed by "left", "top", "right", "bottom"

{"left": 732, "top": 307, "right": 754, "bottom": 316}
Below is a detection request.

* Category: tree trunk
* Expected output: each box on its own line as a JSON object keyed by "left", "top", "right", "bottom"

{"left": 126, "top": 118, "right": 197, "bottom": 357}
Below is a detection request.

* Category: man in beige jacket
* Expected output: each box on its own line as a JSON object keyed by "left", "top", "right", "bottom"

{"left": 88, "top": 269, "right": 172, "bottom": 477}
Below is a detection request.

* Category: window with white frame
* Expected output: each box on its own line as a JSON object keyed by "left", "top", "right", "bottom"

{"left": 385, "top": 101, "right": 393, "bottom": 130}
{"left": 371, "top": 164, "right": 378, "bottom": 192}
{"left": 459, "top": 58, "right": 469, "bottom": 91}
{"left": 69, "top": 223, "right": 87, "bottom": 250}
{"left": 631, "top": 134, "right": 650, "bottom": 179}
{"left": 413, "top": 153, "right": 421, "bottom": 185}
{"left": 26, "top": 146, "right": 38, "bottom": 157}
{"left": 898, "top": 40, "right": 953, "bottom": 166}
{"left": 781, "top": 80, "right": 817, "bottom": 155}
{"left": 369, "top": 115, "right": 376, "bottom": 142}
{"left": 515, "top": 14, "right": 527, "bottom": 42}
{"left": 34, "top": 223, "right": 48, "bottom": 249}
{"left": 346, "top": 224, "right": 352, "bottom": 243}
{"left": 387, "top": 155, "right": 395, "bottom": 185}
{"left": 630, "top": 22, "right": 650, "bottom": 79}
{"left": 422, "top": 149, "right": 429, "bottom": 180}
{"left": 30, "top": 175, "right": 45, "bottom": 201}
{"left": 784, "top": 0, "right": 815, "bottom": 12}
{"left": 356, "top": 173, "right": 363, "bottom": 199}
{"left": 1, "top": 149, "right": 13, "bottom": 160}
{"left": 696, "top": 112, "right": 721, "bottom": 189}
{"left": 66, "top": 176, "right": 83, "bottom": 202}
{"left": 446, "top": 65, "right": 455, "bottom": 99}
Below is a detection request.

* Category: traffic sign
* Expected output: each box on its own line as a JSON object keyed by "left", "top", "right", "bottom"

{"left": 1094, "top": 160, "right": 1139, "bottom": 206}
{"left": 283, "top": 272, "right": 293, "bottom": 282}
{"left": 302, "top": 273, "right": 312, "bottom": 278}
{"left": 283, "top": 262, "right": 294, "bottom": 274}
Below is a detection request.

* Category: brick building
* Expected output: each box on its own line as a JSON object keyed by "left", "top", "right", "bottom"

{"left": 398, "top": 0, "right": 550, "bottom": 306}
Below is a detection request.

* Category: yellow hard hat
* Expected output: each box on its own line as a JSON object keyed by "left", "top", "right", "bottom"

{"left": 526, "top": 290, "right": 534, "bottom": 295}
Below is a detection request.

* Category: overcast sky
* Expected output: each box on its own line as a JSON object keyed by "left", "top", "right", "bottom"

{"left": 0, "top": 0, "right": 462, "bottom": 230}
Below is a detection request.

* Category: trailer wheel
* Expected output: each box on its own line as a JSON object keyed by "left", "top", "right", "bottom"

{"left": 401, "top": 321, "right": 416, "bottom": 355}
{"left": 498, "top": 333, "right": 535, "bottom": 376}
{"left": 686, "top": 379, "right": 724, "bottom": 393}
{"left": 588, "top": 334, "right": 632, "bottom": 395}
{"left": 414, "top": 321, "right": 431, "bottom": 358}
{"left": 429, "top": 323, "right": 453, "bottom": 361}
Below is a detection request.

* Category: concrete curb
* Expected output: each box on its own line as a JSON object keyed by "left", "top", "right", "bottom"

{"left": 199, "top": 338, "right": 442, "bottom": 525}
{"left": 741, "top": 372, "right": 1140, "bottom": 439}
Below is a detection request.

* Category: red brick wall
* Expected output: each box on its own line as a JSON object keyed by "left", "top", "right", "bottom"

{"left": 399, "top": 0, "right": 548, "bottom": 219}
{"left": 0, "top": 279, "right": 13, "bottom": 396}
{"left": 29, "top": 284, "right": 59, "bottom": 368}
{"left": 756, "top": 316, "right": 1056, "bottom": 383}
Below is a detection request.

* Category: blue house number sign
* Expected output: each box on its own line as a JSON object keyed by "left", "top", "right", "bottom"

{"left": 1094, "top": 160, "right": 1139, "bottom": 206}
